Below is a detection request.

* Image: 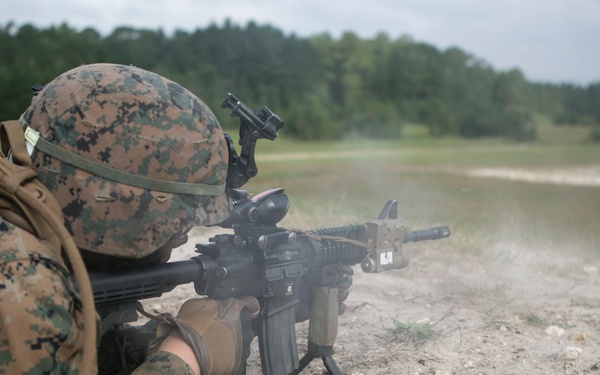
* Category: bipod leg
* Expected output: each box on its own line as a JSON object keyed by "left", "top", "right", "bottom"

{"left": 292, "top": 353, "right": 314, "bottom": 374}
{"left": 322, "top": 355, "right": 342, "bottom": 375}
{"left": 292, "top": 354, "right": 342, "bottom": 375}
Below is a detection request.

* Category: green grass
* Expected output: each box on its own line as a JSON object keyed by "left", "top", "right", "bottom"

{"left": 384, "top": 305, "right": 460, "bottom": 346}
{"left": 249, "top": 123, "right": 599, "bottom": 168}
{"left": 522, "top": 312, "right": 573, "bottom": 329}
{"left": 523, "top": 313, "right": 552, "bottom": 328}
{"left": 239, "top": 124, "right": 600, "bottom": 259}
{"left": 385, "top": 319, "right": 440, "bottom": 347}
{"left": 570, "top": 297, "right": 600, "bottom": 309}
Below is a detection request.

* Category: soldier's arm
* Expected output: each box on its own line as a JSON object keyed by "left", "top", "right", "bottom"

{"left": 0, "top": 220, "right": 87, "bottom": 373}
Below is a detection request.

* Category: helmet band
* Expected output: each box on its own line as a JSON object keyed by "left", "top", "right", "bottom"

{"left": 24, "top": 126, "right": 225, "bottom": 196}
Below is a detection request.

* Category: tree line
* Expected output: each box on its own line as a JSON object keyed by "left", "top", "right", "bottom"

{"left": 1, "top": 21, "right": 599, "bottom": 141}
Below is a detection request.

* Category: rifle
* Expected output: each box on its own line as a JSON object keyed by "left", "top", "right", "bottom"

{"left": 91, "top": 94, "right": 451, "bottom": 375}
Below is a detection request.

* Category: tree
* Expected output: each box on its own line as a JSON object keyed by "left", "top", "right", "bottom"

{"left": 0, "top": 22, "right": 595, "bottom": 141}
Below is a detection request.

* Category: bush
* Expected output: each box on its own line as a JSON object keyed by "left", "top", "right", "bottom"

{"left": 282, "top": 95, "right": 342, "bottom": 140}
{"left": 343, "top": 100, "right": 403, "bottom": 139}
{"left": 590, "top": 126, "right": 600, "bottom": 142}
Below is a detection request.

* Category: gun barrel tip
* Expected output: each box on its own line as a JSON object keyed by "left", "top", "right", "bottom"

{"left": 441, "top": 226, "right": 451, "bottom": 237}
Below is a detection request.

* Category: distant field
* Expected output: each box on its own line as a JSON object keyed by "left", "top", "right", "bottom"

{"left": 227, "top": 124, "right": 600, "bottom": 259}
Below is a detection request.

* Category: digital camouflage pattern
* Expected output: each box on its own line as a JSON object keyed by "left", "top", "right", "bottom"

{"left": 19, "top": 63, "right": 230, "bottom": 258}
{"left": 132, "top": 352, "right": 195, "bottom": 375}
{"left": 0, "top": 217, "right": 89, "bottom": 374}
{"left": 0, "top": 216, "right": 196, "bottom": 374}
{"left": 1, "top": 63, "right": 231, "bottom": 374}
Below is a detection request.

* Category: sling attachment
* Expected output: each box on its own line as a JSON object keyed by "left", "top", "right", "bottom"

{"left": 0, "top": 120, "right": 97, "bottom": 375}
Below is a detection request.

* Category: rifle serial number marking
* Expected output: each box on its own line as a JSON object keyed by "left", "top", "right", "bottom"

{"left": 380, "top": 251, "right": 393, "bottom": 266}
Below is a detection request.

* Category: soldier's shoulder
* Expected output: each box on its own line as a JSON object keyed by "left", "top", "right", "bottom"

{"left": 0, "top": 216, "right": 62, "bottom": 265}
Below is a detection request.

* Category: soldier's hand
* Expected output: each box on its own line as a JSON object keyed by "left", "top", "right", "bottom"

{"left": 151, "top": 297, "right": 260, "bottom": 375}
{"left": 336, "top": 265, "right": 354, "bottom": 315}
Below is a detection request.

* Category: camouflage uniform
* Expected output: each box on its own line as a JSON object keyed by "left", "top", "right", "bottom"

{"left": 134, "top": 352, "right": 194, "bottom": 375}
{"left": 0, "top": 216, "right": 193, "bottom": 374}
{"left": 0, "top": 218, "right": 86, "bottom": 373}
{"left": 1, "top": 63, "right": 232, "bottom": 374}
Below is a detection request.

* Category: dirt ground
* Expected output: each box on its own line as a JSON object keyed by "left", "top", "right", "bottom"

{"left": 288, "top": 242, "right": 600, "bottom": 375}
{"left": 142, "top": 167, "right": 600, "bottom": 375}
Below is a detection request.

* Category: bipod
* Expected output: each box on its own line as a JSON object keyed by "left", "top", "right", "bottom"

{"left": 292, "top": 353, "right": 342, "bottom": 375}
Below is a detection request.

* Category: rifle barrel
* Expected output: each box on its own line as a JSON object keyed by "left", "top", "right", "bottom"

{"left": 404, "top": 226, "right": 451, "bottom": 243}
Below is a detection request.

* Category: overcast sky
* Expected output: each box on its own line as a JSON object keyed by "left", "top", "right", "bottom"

{"left": 1, "top": 0, "right": 598, "bottom": 85}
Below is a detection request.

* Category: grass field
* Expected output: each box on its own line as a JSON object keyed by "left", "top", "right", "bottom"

{"left": 230, "top": 123, "right": 600, "bottom": 260}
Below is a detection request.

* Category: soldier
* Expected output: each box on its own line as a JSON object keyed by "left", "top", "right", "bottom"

{"left": 0, "top": 63, "right": 258, "bottom": 374}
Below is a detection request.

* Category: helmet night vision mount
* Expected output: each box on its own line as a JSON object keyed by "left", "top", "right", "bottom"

{"left": 221, "top": 93, "right": 284, "bottom": 195}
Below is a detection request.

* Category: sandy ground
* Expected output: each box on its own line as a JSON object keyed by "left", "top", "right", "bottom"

{"left": 142, "top": 166, "right": 600, "bottom": 375}
{"left": 285, "top": 242, "right": 600, "bottom": 375}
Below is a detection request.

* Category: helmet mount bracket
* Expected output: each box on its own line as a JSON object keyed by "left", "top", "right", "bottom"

{"left": 221, "top": 93, "right": 284, "bottom": 195}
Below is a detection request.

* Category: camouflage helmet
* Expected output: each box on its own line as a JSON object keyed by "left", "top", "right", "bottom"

{"left": 19, "top": 63, "right": 230, "bottom": 259}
